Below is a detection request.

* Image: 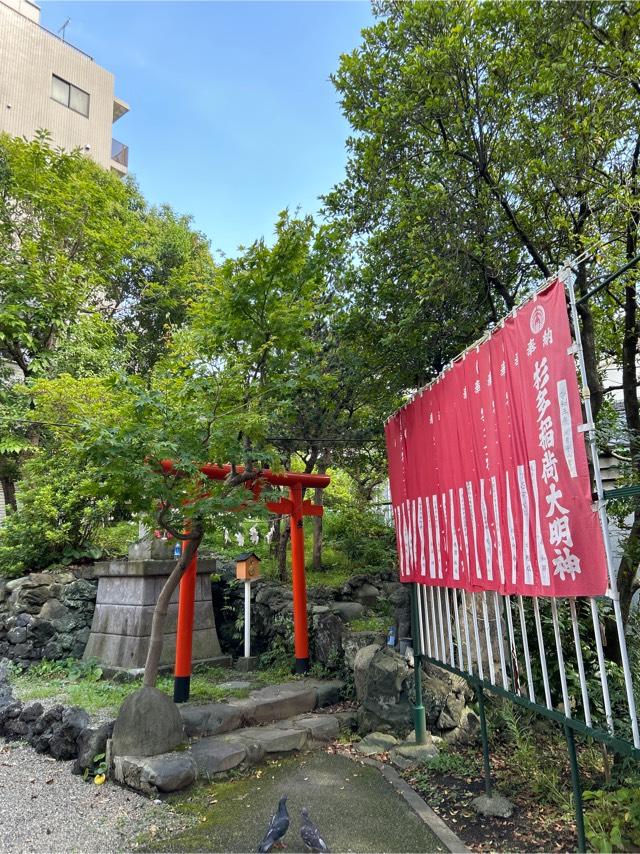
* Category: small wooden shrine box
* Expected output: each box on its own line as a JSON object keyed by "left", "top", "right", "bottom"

{"left": 235, "top": 552, "right": 261, "bottom": 580}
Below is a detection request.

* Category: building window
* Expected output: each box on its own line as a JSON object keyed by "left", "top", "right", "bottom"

{"left": 51, "top": 74, "right": 90, "bottom": 117}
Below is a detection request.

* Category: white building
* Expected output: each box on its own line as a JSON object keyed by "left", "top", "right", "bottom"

{"left": 0, "top": 0, "right": 129, "bottom": 174}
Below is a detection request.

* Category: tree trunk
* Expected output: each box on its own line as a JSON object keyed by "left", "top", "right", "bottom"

{"left": 143, "top": 523, "right": 203, "bottom": 688}
{"left": 0, "top": 476, "right": 17, "bottom": 513}
{"left": 278, "top": 517, "right": 290, "bottom": 582}
{"left": 312, "top": 459, "right": 328, "bottom": 571}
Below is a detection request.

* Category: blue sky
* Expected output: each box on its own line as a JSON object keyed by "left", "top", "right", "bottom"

{"left": 40, "top": 1, "right": 373, "bottom": 257}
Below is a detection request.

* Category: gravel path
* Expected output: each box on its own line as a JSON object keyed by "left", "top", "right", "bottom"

{"left": 0, "top": 738, "right": 192, "bottom": 852}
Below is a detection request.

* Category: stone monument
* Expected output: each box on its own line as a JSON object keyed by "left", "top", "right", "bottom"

{"left": 83, "top": 538, "right": 231, "bottom": 675}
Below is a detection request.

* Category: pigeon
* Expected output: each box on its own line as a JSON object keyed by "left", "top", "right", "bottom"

{"left": 300, "top": 807, "right": 330, "bottom": 853}
{"left": 257, "top": 795, "right": 289, "bottom": 852}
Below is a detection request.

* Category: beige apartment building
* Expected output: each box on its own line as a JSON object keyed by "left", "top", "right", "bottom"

{"left": 0, "top": 0, "right": 129, "bottom": 175}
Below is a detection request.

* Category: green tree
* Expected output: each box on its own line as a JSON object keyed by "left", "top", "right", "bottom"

{"left": 0, "top": 133, "right": 142, "bottom": 510}
{"left": 0, "top": 135, "right": 218, "bottom": 514}
{"left": 107, "top": 205, "right": 216, "bottom": 375}
{"left": 0, "top": 375, "right": 125, "bottom": 576}
{"left": 0, "top": 132, "right": 142, "bottom": 378}
{"left": 181, "top": 211, "right": 331, "bottom": 576}
{"left": 327, "top": 0, "right": 640, "bottom": 641}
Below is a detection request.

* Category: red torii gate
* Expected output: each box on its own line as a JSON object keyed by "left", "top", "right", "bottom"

{"left": 160, "top": 462, "right": 330, "bottom": 701}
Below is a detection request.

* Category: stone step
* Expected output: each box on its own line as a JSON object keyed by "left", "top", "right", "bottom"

{"left": 188, "top": 712, "right": 341, "bottom": 777}
{"left": 178, "top": 679, "right": 344, "bottom": 738}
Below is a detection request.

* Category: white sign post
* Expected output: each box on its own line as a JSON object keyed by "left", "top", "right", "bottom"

{"left": 235, "top": 553, "right": 261, "bottom": 671}
{"left": 244, "top": 579, "right": 251, "bottom": 658}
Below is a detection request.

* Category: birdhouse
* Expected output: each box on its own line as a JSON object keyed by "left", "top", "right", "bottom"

{"left": 235, "top": 552, "right": 261, "bottom": 581}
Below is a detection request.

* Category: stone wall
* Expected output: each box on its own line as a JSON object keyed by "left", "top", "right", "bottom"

{"left": 0, "top": 560, "right": 411, "bottom": 672}
{"left": 0, "top": 661, "right": 111, "bottom": 774}
{"left": 0, "top": 571, "right": 97, "bottom": 666}
{"left": 213, "top": 565, "right": 409, "bottom": 670}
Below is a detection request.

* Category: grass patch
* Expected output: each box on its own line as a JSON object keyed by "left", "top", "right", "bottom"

{"left": 12, "top": 660, "right": 259, "bottom": 715}
{"left": 349, "top": 614, "right": 388, "bottom": 633}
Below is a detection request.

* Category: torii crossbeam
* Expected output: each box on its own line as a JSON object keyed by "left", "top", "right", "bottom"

{"left": 160, "top": 462, "right": 330, "bottom": 701}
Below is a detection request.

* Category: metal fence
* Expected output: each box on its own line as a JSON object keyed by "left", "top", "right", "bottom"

{"left": 406, "top": 265, "right": 640, "bottom": 852}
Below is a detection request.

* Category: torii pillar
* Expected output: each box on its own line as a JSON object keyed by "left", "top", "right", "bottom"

{"left": 166, "top": 463, "right": 329, "bottom": 701}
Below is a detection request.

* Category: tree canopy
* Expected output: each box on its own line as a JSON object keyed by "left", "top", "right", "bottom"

{"left": 326, "top": 0, "right": 640, "bottom": 626}
{"left": 4, "top": 2, "right": 640, "bottom": 637}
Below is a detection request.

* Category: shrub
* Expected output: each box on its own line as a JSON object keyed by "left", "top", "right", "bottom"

{"left": 584, "top": 786, "right": 640, "bottom": 852}
{"left": 323, "top": 505, "right": 396, "bottom": 569}
{"left": 0, "top": 454, "right": 114, "bottom": 577}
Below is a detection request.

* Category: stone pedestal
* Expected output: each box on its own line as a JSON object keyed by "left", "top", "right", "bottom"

{"left": 83, "top": 555, "right": 230, "bottom": 674}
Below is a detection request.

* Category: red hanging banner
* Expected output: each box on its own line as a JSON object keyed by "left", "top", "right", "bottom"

{"left": 385, "top": 279, "right": 608, "bottom": 597}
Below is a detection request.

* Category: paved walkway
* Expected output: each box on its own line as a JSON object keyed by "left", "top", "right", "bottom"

{"left": 0, "top": 738, "right": 445, "bottom": 852}
{"left": 143, "top": 751, "right": 444, "bottom": 853}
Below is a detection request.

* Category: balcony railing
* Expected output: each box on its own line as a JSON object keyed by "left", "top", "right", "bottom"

{"left": 111, "top": 138, "right": 128, "bottom": 168}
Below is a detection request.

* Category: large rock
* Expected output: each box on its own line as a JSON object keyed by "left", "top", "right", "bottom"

{"left": 73, "top": 720, "right": 115, "bottom": 775}
{"left": 420, "top": 662, "right": 472, "bottom": 728}
{"left": 27, "top": 620, "right": 56, "bottom": 644}
{"left": 30, "top": 704, "right": 64, "bottom": 752}
{"left": 38, "top": 599, "right": 70, "bottom": 621}
{"left": 229, "top": 682, "right": 317, "bottom": 726}
{"left": 331, "top": 602, "right": 365, "bottom": 623}
{"left": 189, "top": 736, "right": 247, "bottom": 775}
{"left": 341, "top": 574, "right": 391, "bottom": 608}
{"left": 179, "top": 702, "right": 242, "bottom": 738}
{"left": 356, "top": 646, "right": 413, "bottom": 735}
{"left": 387, "top": 583, "right": 411, "bottom": 638}
{"left": 112, "top": 687, "right": 185, "bottom": 758}
{"left": 308, "top": 678, "right": 345, "bottom": 708}
{"left": 391, "top": 738, "right": 438, "bottom": 766}
{"left": 289, "top": 714, "right": 340, "bottom": 742}
{"left": 437, "top": 694, "right": 466, "bottom": 731}
{"left": 61, "top": 579, "right": 98, "bottom": 606}
{"left": 344, "top": 631, "right": 386, "bottom": 671}
{"left": 113, "top": 751, "right": 197, "bottom": 794}
{"left": 19, "top": 701, "right": 44, "bottom": 723}
{"left": 0, "top": 660, "right": 14, "bottom": 708}
{"left": 355, "top": 731, "right": 398, "bottom": 755}
{"left": 17, "top": 587, "right": 52, "bottom": 613}
{"left": 350, "top": 583, "right": 381, "bottom": 608}
{"left": 6, "top": 572, "right": 73, "bottom": 592}
{"left": 48, "top": 706, "right": 91, "bottom": 760}
{"left": 235, "top": 725, "right": 307, "bottom": 754}
{"left": 313, "top": 613, "right": 344, "bottom": 669}
{"left": 354, "top": 644, "right": 380, "bottom": 702}
{"left": 6, "top": 627, "right": 27, "bottom": 644}
{"left": 442, "top": 708, "right": 480, "bottom": 745}
{"left": 472, "top": 793, "right": 513, "bottom": 818}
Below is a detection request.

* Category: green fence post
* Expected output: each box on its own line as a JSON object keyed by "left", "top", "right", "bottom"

{"left": 410, "top": 583, "right": 427, "bottom": 745}
{"left": 565, "top": 723, "right": 586, "bottom": 853}
{"left": 477, "top": 682, "right": 493, "bottom": 797}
